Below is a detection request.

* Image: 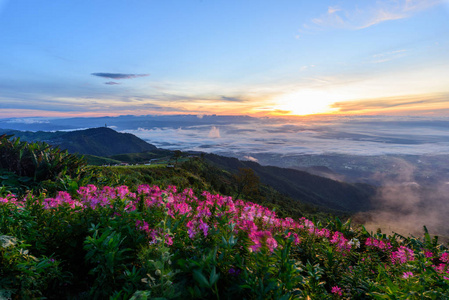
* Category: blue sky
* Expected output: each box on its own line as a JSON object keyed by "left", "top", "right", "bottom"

{"left": 0, "top": 0, "right": 448, "bottom": 117}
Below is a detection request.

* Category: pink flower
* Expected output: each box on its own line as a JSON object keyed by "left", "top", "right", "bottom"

{"left": 186, "top": 220, "right": 197, "bottom": 238}
{"left": 391, "top": 246, "right": 415, "bottom": 265}
{"left": 402, "top": 271, "right": 413, "bottom": 279}
{"left": 365, "top": 237, "right": 392, "bottom": 251}
{"left": 286, "top": 232, "right": 300, "bottom": 245}
{"left": 265, "top": 236, "right": 278, "bottom": 252}
{"left": 165, "top": 234, "right": 173, "bottom": 246}
{"left": 331, "top": 286, "right": 343, "bottom": 296}
{"left": 424, "top": 251, "right": 433, "bottom": 258}
{"left": 198, "top": 219, "right": 209, "bottom": 237}
{"left": 136, "top": 220, "right": 150, "bottom": 233}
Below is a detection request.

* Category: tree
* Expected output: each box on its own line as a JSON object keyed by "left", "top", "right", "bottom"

{"left": 233, "top": 167, "right": 260, "bottom": 200}
{"left": 173, "top": 150, "right": 182, "bottom": 166}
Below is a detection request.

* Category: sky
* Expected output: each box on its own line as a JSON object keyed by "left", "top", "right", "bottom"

{"left": 0, "top": 0, "right": 449, "bottom": 118}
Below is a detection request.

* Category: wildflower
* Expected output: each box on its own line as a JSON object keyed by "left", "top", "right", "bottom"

{"left": 391, "top": 246, "right": 415, "bottom": 264}
{"left": 136, "top": 220, "right": 150, "bottom": 233}
{"left": 402, "top": 271, "right": 413, "bottom": 279}
{"left": 286, "top": 232, "right": 300, "bottom": 245}
{"left": 331, "top": 286, "right": 343, "bottom": 296}
{"left": 365, "top": 237, "right": 392, "bottom": 251}
{"left": 441, "top": 252, "right": 449, "bottom": 263}
{"left": 424, "top": 251, "right": 433, "bottom": 258}
{"left": 186, "top": 220, "right": 197, "bottom": 238}
{"left": 165, "top": 234, "right": 173, "bottom": 246}
{"left": 330, "top": 231, "right": 351, "bottom": 252}
{"left": 198, "top": 219, "right": 209, "bottom": 237}
{"left": 265, "top": 236, "right": 278, "bottom": 252}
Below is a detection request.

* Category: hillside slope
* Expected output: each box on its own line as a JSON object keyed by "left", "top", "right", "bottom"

{"left": 203, "top": 153, "right": 375, "bottom": 212}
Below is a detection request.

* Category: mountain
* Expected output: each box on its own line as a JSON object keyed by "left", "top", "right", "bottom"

{"left": 54, "top": 127, "right": 158, "bottom": 156}
{"left": 0, "top": 127, "right": 158, "bottom": 157}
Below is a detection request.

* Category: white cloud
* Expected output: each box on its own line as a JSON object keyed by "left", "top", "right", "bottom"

{"left": 370, "top": 49, "right": 408, "bottom": 63}
{"left": 328, "top": 6, "right": 341, "bottom": 14}
{"left": 305, "top": 0, "right": 444, "bottom": 31}
{"left": 243, "top": 156, "right": 259, "bottom": 162}
{"left": 208, "top": 126, "right": 221, "bottom": 138}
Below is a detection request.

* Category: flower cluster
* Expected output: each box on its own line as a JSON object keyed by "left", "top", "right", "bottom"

{"left": 365, "top": 237, "right": 392, "bottom": 251}
{"left": 390, "top": 246, "right": 415, "bottom": 265}
{"left": 2, "top": 181, "right": 449, "bottom": 300}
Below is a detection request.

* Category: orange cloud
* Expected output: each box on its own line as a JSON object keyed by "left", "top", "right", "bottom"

{"left": 330, "top": 93, "right": 449, "bottom": 115}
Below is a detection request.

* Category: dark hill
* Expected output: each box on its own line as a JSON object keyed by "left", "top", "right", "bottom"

{"left": 204, "top": 153, "right": 375, "bottom": 212}
{"left": 55, "top": 127, "right": 157, "bottom": 156}
{"left": 0, "top": 127, "right": 158, "bottom": 157}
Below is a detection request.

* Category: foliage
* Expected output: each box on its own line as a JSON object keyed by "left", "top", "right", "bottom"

{"left": 233, "top": 167, "right": 260, "bottom": 200}
{"left": 0, "top": 134, "right": 87, "bottom": 194}
{"left": 1, "top": 184, "right": 448, "bottom": 299}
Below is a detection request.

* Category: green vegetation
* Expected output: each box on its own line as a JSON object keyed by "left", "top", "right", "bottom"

{"left": 0, "top": 134, "right": 87, "bottom": 195}
{"left": 1, "top": 183, "right": 448, "bottom": 299}
{"left": 84, "top": 155, "right": 122, "bottom": 166}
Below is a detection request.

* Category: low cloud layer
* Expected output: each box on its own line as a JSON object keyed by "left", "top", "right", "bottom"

{"left": 357, "top": 158, "right": 449, "bottom": 237}
{"left": 116, "top": 115, "right": 449, "bottom": 158}
{"left": 91, "top": 73, "right": 149, "bottom": 80}
{"left": 2, "top": 115, "right": 449, "bottom": 157}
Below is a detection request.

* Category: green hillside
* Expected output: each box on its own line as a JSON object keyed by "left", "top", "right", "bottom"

{"left": 203, "top": 153, "right": 375, "bottom": 212}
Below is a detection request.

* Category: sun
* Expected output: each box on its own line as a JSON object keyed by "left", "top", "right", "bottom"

{"left": 273, "top": 89, "right": 340, "bottom": 115}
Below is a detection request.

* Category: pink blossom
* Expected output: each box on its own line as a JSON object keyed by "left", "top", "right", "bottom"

{"left": 424, "top": 251, "right": 433, "bottom": 258}
{"left": 136, "top": 220, "right": 150, "bottom": 233}
{"left": 286, "top": 232, "right": 300, "bottom": 245}
{"left": 391, "top": 246, "right": 415, "bottom": 265}
{"left": 365, "top": 237, "right": 392, "bottom": 251}
{"left": 331, "top": 286, "right": 343, "bottom": 296}
{"left": 198, "top": 219, "right": 209, "bottom": 237}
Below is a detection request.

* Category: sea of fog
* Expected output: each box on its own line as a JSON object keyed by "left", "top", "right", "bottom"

{"left": 123, "top": 115, "right": 449, "bottom": 157}
{"left": 2, "top": 114, "right": 449, "bottom": 157}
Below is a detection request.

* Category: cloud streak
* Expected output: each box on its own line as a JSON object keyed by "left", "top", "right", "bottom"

{"left": 370, "top": 49, "right": 408, "bottom": 64}
{"left": 331, "top": 93, "right": 449, "bottom": 113}
{"left": 91, "top": 73, "right": 149, "bottom": 80}
{"left": 305, "top": 0, "right": 444, "bottom": 31}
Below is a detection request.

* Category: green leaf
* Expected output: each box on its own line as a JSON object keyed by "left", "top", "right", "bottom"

{"left": 209, "top": 266, "right": 220, "bottom": 286}
{"left": 193, "top": 269, "right": 210, "bottom": 288}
